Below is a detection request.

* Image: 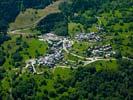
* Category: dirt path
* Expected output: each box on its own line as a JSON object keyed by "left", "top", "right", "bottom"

{"left": 8, "top": 0, "right": 65, "bottom": 34}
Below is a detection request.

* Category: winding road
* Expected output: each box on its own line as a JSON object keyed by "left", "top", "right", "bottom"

{"left": 62, "top": 38, "right": 116, "bottom": 66}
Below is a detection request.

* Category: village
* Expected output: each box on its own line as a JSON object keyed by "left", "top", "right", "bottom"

{"left": 25, "top": 32, "right": 116, "bottom": 73}
{"left": 88, "top": 44, "right": 116, "bottom": 57}
{"left": 75, "top": 32, "right": 102, "bottom": 42}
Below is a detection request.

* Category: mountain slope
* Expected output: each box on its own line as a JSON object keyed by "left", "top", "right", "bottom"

{"left": 9, "top": 0, "right": 64, "bottom": 31}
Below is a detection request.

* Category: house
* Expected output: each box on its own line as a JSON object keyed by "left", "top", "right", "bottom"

{"left": 38, "top": 33, "right": 63, "bottom": 42}
{"left": 75, "top": 32, "right": 102, "bottom": 42}
{"left": 37, "top": 48, "right": 63, "bottom": 67}
{"left": 88, "top": 44, "right": 115, "bottom": 57}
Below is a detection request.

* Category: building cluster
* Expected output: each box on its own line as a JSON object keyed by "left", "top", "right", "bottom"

{"left": 75, "top": 32, "right": 102, "bottom": 42}
{"left": 88, "top": 44, "right": 116, "bottom": 57}
{"left": 26, "top": 36, "right": 65, "bottom": 70}
{"left": 26, "top": 59, "right": 37, "bottom": 73}
{"left": 38, "top": 38, "right": 64, "bottom": 67}
{"left": 36, "top": 33, "right": 66, "bottom": 67}
{"left": 38, "top": 33, "right": 63, "bottom": 42}
{"left": 38, "top": 50, "right": 63, "bottom": 67}
{"left": 63, "top": 39, "right": 73, "bottom": 49}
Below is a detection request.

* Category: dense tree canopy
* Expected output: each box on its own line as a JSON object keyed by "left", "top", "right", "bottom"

{"left": 60, "top": 59, "right": 133, "bottom": 99}
{"left": 37, "top": 12, "right": 68, "bottom": 36}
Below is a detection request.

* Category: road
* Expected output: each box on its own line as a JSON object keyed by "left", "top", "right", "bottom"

{"left": 83, "top": 58, "right": 116, "bottom": 66}
{"left": 21, "top": 37, "right": 132, "bottom": 74}
{"left": 63, "top": 40, "right": 132, "bottom": 66}
{"left": 122, "top": 57, "right": 133, "bottom": 61}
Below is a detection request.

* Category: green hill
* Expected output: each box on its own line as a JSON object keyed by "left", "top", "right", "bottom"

{"left": 0, "top": 0, "right": 133, "bottom": 99}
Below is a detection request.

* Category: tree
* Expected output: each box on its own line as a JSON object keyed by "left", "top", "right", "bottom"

{"left": 0, "top": 68, "right": 5, "bottom": 80}
{"left": 37, "top": 12, "right": 68, "bottom": 36}
{"left": 114, "top": 51, "right": 122, "bottom": 59}
{"left": 12, "top": 77, "right": 36, "bottom": 99}
{"left": 0, "top": 56, "right": 5, "bottom": 66}
{"left": 12, "top": 52, "right": 23, "bottom": 62}
{"left": 49, "top": 91, "right": 57, "bottom": 98}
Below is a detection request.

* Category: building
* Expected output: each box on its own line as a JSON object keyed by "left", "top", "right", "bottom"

{"left": 38, "top": 50, "right": 63, "bottom": 67}
{"left": 75, "top": 32, "right": 102, "bottom": 42}
{"left": 88, "top": 44, "right": 115, "bottom": 57}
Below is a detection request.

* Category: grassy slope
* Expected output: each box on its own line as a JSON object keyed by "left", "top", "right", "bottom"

{"left": 9, "top": 0, "right": 64, "bottom": 31}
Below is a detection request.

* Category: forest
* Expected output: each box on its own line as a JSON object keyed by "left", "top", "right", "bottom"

{"left": 0, "top": 59, "right": 132, "bottom": 99}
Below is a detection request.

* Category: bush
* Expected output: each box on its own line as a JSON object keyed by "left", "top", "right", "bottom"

{"left": 12, "top": 52, "right": 23, "bottom": 62}
{"left": 49, "top": 91, "right": 57, "bottom": 98}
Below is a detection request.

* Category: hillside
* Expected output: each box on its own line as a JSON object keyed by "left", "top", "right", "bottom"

{"left": 9, "top": 0, "right": 64, "bottom": 31}
{"left": 0, "top": 0, "right": 53, "bottom": 44}
{"left": 0, "top": 0, "right": 133, "bottom": 99}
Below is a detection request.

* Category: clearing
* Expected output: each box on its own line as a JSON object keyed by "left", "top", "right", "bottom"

{"left": 9, "top": 0, "right": 64, "bottom": 31}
